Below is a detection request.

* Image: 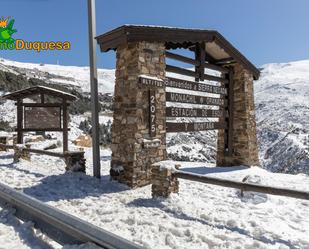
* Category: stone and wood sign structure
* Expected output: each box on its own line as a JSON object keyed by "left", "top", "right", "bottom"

{"left": 2, "top": 86, "right": 76, "bottom": 153}
{"left": 96, "top": 25, "right": 260, "bottom": 188}
{"left": 1, "top": 86, "right": 86, "bottom": 172}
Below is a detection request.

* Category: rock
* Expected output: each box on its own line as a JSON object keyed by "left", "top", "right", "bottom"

{"left": 73, "top": 135, "right": 92, "bottom": 147}
{"left": 43, "top": 143, "right": 58, "bottom": 150}
{"left": 239, "top": 175, "right": 268, "bottom": 204}
{"left": 24, "top": 135, "right": 45, "bottom": 143}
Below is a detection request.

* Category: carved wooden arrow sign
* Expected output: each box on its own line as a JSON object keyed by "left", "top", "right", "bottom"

{"left": 165, "top": 92, "right": 225, "bottom": 106}
{"left": 166, "top": 107, "right": 223, "bottom": 118}
{"left": 166, "top": 122, "right": 226, "bottom": 133}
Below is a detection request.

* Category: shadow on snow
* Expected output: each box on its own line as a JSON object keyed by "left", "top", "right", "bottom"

{"left": 0, "top": 153, "right": 46, "bottom": 178}
{"left": 179, "top": 165, "right": 247, "bottom": 175}
{"left": 22, "top": 173, "right": 130, "bottom": 202}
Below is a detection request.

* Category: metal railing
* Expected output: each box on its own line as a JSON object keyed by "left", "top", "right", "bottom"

{"left": 0, "top": 182, "right": 143, "bottom": 249}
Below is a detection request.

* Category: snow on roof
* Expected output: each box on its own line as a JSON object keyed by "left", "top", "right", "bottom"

{"left": 1, "top": 85, "right": 77, "bottom": 101}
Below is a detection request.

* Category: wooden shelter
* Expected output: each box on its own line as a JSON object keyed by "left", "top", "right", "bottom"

{"left": 96, "top": 25, "right": 260, "bottom": 79}
{"left": 2, "top": 86, "right": 76, "bottom": 152}
{"left": 96, "top": 25, "right": 260, "bottom": 188}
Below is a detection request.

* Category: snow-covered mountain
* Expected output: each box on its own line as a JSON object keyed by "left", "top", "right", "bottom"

{"left": 255, "top": 61, "right": 309, "bottom": 174}
{"left": 0, "top": 58, "right": 308, "bottom": 174}
{"left": 0, "top": 58, "right": 115, "bottom": 94}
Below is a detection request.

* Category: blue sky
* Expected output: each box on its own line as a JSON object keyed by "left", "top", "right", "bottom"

{"left": 1, "top": 0, "right": 309, "bottom": 69}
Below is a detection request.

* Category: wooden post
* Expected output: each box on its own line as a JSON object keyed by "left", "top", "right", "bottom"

{"left": 194, "top": 42, "right": 206, "bottom": 81}
{"left": 62, "top": 98, "right": 68, "bottom": 153}
{"left": 39, "top": 93, "right": 46, "bottom": 137}
{"left": 199, "top": 42, "right": 206, "bottom": 81}
{"left": 17, "top": 99, "right": 23, "bottom": 144}
{"left": 41, "top": 93, "right": 45, "bottom": 103}
{"left": 194, "top": 43, "right": 200, "bottom": 82}
{"left": 227, "top": 68, "right": 234, "bottom": 156}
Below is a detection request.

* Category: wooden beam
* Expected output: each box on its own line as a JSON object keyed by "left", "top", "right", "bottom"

{"left": 195, "top": 44, "right": 201, "bottom": 81}
{"left": 24, "top": 148, "right": 66, "bottom": 158}
{"left": 199, "top": 43, "right": 206, "bottom": 81}
{"left": 166, "top": 64, "right": 197, "bottom": 78}
{"left": 21, "top": 128, "right": 69, "bottom": 132}
{"left": 40, "top": 93, "right": 45, "bottom": 104}
{"left": 215, "top": 57, "right": 235, "bottom": 64}
{"left": 22, "top": 103, "right": 66, "bottom": 107}
{"left": 174, "top": 170, "right": 309, "bottom": 201}
{"left": 165, "top": 49, "right": 228, "bottom": 75}
{"left": 227, "top": 68, "right": 234, "bottom": 156}
{"left": 17, "top": 99, "right": 23, "bottom": 144}
{"left": 166, "top": 65, "right": 228, "bottom": 83}
{"left": 62, "top": 98, "right": 68, "bottom": 153}
{"left": 165, "top": 51, "right": 199, "bottom": 66}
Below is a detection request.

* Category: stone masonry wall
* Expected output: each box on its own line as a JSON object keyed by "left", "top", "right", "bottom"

{"left": 111, "top": 42, "right": 167, "bottom": 188}
{"left": 152, "top": 164, "right": 179, "bottom": 198}
{"left": 0, "top": 136, "right": 8, "bottom": 151}
{"left": 217, "top": 64, "right": 260, "bottom": 166}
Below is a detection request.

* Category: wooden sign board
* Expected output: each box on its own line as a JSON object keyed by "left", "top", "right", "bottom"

{"left": 149, "top": 90, "right": 156, "bottom": 137}
{"left": 138, "top": 76, "right": 227, "bottom": 95}
{"left": 166, "top": 92, "right": 225, "bottom": 106}
{"left": 166, "top": 122, "right": 225, "bottom": 133}
{"left": 139, "top": 77, "right": 164, "bottom": 87}
{"left": 24, "top": 106, "right": 61, "bottom": 130}
{"left": 166, "top": 77, "right": 227, "bottom": 95}
{"left": 166, "top": 107, "right": 223, "bottom": 118}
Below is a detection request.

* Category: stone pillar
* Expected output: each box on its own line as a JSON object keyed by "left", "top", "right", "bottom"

{"left": 64, "top": 151, "right": 86, "bottom": 172}
{"left": 0, "top": 136, "right": 8, "bottom": 151}
{"left": 217, "top": 64, "right": 259, "bottom": 166}
{"left": 13, "top": 144, "right": 31, "bottom": 163}
{"left": 111, "top": 42, "right": 166, "bottom": 188}
{"left": 152, "top": 164, "right": 179, "bottom": 198}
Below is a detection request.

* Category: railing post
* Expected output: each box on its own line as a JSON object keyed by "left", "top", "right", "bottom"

{"left": 152, "top": 164, "right": 179, "bottom": 198}
{"left": 64, "top": 151, "right": 86, "bottom": 172}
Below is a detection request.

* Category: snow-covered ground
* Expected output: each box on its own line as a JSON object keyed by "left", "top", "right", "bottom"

{"left": 0, "top": 203, "right": 100, "bottom": 249}
{"left": 0, "top": 146, "right": 308, "bottom": 249}
{"left": 0, "top": 57, "right": 309, "bottom": 248}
